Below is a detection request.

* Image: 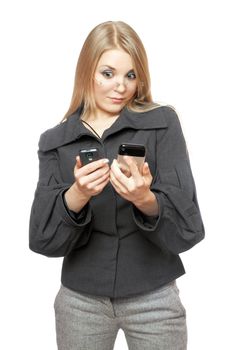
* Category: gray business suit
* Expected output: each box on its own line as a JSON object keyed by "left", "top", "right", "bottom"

{"left": 29, "top": 104, "right": 204, "bottom": 299}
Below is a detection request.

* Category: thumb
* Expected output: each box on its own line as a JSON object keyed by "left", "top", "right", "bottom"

{"left": 76, "top": 155, "right": 82, "bottom": 169}
{"left": 142, "top": 162, "right": 150, "bottom": 176}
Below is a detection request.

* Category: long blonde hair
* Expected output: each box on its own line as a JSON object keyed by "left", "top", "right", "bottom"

{"left": 61, "top": 21, "right": 162, "bottom": 123}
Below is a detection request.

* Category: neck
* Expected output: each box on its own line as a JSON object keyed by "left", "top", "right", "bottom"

{"left": 83, "top": 112, "right": 120, "bottom": 123}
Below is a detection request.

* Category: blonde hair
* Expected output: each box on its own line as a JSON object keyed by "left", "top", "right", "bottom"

{"left": 61, "top": 21, "right": 163, "bottom": 123}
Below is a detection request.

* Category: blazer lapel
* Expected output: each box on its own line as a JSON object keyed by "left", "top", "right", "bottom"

{"left": 39, "top": 105, "right": 168, "bottom": 152}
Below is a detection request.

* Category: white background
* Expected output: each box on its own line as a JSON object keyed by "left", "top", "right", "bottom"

{"left": 0, "top": 0, "right": 232, "bottom": 349}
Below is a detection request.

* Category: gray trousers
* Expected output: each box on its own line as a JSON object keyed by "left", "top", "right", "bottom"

{"left": 54, "top": 281, "right": 187, "bottom": 350}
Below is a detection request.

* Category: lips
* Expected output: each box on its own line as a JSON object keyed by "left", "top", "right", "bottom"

{"left": 108, "top": 97, "right": 125, "bottom": 104}
{"left": 109, "top": 97, "right": 124, "bottom": 101}
{"left": 110, "top": 98, "right": 124, "bottom": 104}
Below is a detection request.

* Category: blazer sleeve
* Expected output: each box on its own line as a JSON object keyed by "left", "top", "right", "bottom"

{"left": 29, "top": 133, "right": 92, "bottom": 257}
{"left": 133, "top": 106, "right": 205, "bottom": 254}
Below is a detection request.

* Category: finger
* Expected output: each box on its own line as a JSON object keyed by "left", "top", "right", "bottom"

{"left": 142, "top": 162, "right": 150, "bottom": 175}
{"left": 110, "top": 172, "right": 127, "bottom": 195}
{"left": 117, "top": 162, "right": 131, "bottom": 177}
{"left": 86, "top": 176, "right": 110, "bottom": 196}
{"left": 76, "top": 164, "right": 110, "bottom": 186}
{"left": 121, "top": 168, "right": 131, "bottom": 178}
{"left": 111, "top": 159, "right": 128, "bottom": 181}
{"left": 78, "top": 158, "right": 109, "bottom": 176}
{"left": 75, "top": 156, "right": 82, "bottom": 169}
{"left": 86, "top": 171, "right": 110, "bottom": 192}
{"left": 95, "top": 176, "right": 111, "bottom": 192}
{"left": 123, "top": 156, "right": 142, "bottom": 184}
{"left": 142, "top": 162, "right": 153, "bottom": 185}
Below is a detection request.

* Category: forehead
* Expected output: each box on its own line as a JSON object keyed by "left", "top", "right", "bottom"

{"left": 96, "top": 49, "right": 134, "bottom": 70}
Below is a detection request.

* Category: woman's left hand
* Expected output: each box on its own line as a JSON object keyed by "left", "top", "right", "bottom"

{"left": 110, "top": 156, "right": 153, "bottom": 205}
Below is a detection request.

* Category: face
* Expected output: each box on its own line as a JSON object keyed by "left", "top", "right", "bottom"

{"left": 93, "top": 49, "right": 138, "bottom": 117}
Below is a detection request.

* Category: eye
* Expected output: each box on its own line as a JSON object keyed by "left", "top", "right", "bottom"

{"left": 127, "top": 72, "right": 136, "bottom": 80}
{"left": 101, "top": 70, "right": 113, "bottom": 79}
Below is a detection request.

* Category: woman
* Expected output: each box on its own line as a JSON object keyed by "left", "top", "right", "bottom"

{"left": 29, "top": 21, "right": 205, "bottom": 350}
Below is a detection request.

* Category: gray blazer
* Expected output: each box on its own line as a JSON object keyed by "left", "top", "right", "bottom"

{"left": 29, "top": 105, "right": 205, "bottom": 298}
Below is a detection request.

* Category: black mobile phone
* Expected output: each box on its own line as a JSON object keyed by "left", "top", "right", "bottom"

{"left": 117, "top": 143, "right": 146, "bottom": 171}
{"left": 79, "top": 148, "right": 100, "bottom": 166}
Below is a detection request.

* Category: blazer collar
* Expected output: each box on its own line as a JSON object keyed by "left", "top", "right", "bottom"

{"left": 39, "top": 105, "right": 168, "bottom": 151}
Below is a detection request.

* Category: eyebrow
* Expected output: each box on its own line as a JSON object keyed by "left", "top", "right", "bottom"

{"left": 99, "top": 65, "right": 135, "bottom": 72}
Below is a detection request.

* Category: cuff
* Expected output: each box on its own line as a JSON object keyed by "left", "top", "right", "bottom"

{"left": 56, "top": 187, "right": 92, "bottom": 227}
{"left": 132, "top": 192, "right": 162, "bottom": 232}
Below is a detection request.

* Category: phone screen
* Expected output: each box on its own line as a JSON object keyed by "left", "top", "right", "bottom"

{"left": 117, "top": 143, "right": 146, "bottom": 172}
{"left": 79, "top": 148, "right": 100, "bottom": 166}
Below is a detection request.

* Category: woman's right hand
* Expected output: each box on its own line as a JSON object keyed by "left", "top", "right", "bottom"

{"left": 73, "top": 156, "right": 110, "bottom": 198}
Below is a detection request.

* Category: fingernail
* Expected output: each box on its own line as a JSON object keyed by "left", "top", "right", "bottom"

{"left": 103, "top": 159, "right": 109, "bottom": 164}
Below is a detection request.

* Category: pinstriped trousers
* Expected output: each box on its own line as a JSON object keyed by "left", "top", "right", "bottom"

{"left": 54, "top": 281, "right": 187, "bottom": 350}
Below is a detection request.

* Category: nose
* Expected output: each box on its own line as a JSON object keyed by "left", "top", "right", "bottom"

{"left": 114, "top": 81, "right": 127, "bottom": 93}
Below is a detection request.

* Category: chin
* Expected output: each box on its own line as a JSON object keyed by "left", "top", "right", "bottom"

{"left": 96, "top": 101, "right": 127, "bottom": 116}
{"left": 111, "top": 101, "right": 127, "bottom": 108}
{"left": 103, "top": 104, "right": 124, "bottom": 113}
